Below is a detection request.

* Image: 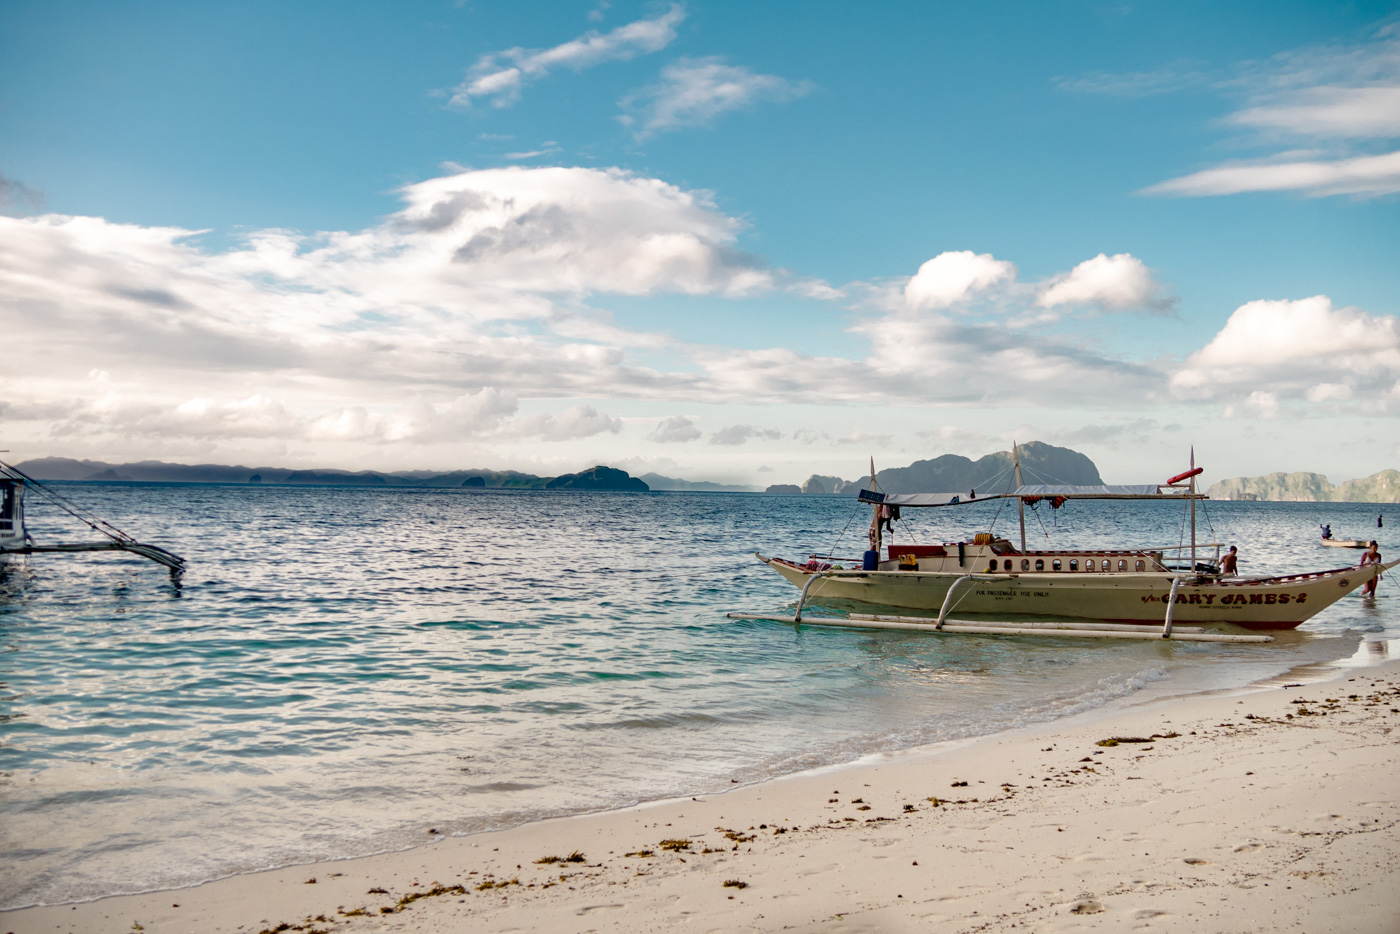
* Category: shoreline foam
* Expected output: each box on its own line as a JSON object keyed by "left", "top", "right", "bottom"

{"left": 6, "top": 650, "right": 1397, "bottom": 934}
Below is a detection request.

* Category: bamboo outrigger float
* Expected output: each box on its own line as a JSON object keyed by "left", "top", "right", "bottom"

{"left": 733, "top": 447, "right": 1393, "bottom": 643}
{"left": 0, "top": 461, "right": 186, "bottom": 574}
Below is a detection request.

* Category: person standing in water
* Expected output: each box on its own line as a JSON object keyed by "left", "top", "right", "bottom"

{"left": 1361, "top": 541, "right": 1382, "bottom": 596}
{"left": 1220, "top": 545, "right": 1238, "bottom": 576}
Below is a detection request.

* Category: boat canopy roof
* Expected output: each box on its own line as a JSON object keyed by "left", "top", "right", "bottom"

{"left": 859, "top": 483, "right": 1201, "bottom": 508}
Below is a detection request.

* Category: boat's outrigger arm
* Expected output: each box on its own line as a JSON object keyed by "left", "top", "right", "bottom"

{"left": 935, "top": 574, "right": 999, "bottom": 629}
{"left": 14, "top": 540, "right": 186, "bottom": 571}
{"left": 0, "top": 460, "right": 186, "bottom": 574}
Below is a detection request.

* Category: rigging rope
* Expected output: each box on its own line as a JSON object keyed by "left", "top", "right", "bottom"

{"left": 0, "top": 461, "right": 140, "bottom": 545}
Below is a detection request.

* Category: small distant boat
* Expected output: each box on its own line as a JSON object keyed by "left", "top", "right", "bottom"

{"left": 0, "top": 461, "right": 185, "bottom": 573}
{"left": 1320, "top": 537, "right": 1369, "bottom": 548}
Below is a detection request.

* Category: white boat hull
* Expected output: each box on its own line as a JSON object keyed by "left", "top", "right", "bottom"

{"left": 760, "top": 555, "right": 1392, "bottom": 630}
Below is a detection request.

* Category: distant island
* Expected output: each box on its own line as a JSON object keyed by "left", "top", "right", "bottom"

{"left": 1208, "top": 470, "right": 1400, "bottom": 503}
{"left": 765, "top": 441, "right": 1102, "bottom": 494}
{"left": 14, "top": 457, "right": 653, "bottom": 492}
{"left": 13, "top": 442, "right": 1107, "bottom": 496}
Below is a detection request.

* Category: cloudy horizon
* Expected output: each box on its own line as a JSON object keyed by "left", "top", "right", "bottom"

{"left": 2, "top": 2, "right": 1397, "bottom": 487}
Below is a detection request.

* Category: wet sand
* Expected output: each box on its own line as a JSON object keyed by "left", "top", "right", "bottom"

{"left": 6, "top": 659, "right": 1398, "bottom": 934}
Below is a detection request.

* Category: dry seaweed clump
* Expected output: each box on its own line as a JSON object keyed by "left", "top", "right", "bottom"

{"left": 257, "top": 920, "right": 331, "bottom": 934}
{"left": 718, "top": 827, "right": 755, "bottom": 843}
{"left": 723, "top": 879, "right": 749, "bottom": 889}
{"left": 625, "top": 849, "right": 655, "bottom": 857}
{"left": 395, "top": 883, "right": 467, "bottom": 908}
{"left": 1098, "top": 731, "right": 1179, "bottom": 746}
{"left": 659, "top": 838, "right": 692, "bottom": 851}
{"left": 475, "top": 877, "right": 520, "bottom": 891}
{"left": 534, "top": 850, "right": 586, "bottom": 865}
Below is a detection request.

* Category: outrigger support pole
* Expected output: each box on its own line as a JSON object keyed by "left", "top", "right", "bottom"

{"left": 1162, "top": 577, "right": 1182, "bottom": 638}
{"left": 794, "top": 570, "right": 828, "bottom": 624}
{"left": 936, "top": 574, "right": 998, "bottom": 629}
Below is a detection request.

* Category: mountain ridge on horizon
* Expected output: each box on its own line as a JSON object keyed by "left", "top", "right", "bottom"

{"left": 12, "top": 441, "right": 1105, "bottom": 494}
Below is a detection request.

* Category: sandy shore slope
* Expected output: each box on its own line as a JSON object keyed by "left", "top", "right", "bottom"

{"left": 7, "top": 660, "right": 1398, "bottom": 934}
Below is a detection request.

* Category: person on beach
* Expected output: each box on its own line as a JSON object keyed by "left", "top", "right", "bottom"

{"left": 1220, "top": 545, "right": 1238, "bottom": 576}
{"left": 1360, "top": 541, "right": 1382, "bottom": 596}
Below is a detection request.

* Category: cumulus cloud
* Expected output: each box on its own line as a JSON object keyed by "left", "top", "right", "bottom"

{"left": 1036, "top": 253, "right": 1171, "bottom": 311}
{"left": 649, "top": 415, "right": 702, "bottom": 443}
{"left": 904, "top": 251, "right": 1016, "bottom": 310}
{"left": 450, "top": 4, "right": 684, "bottom": 108}
{"left": 507, "top": 404, "right": 623, "bottom": 441}
{"left": 1141, "top": 23, "right": 1400, "bottom": 198}
{"left": 618, "top": 57, "right": 813, "bottom": 139}
{"left": 1171, "top": 295, "right": 1400, "bottom": 412}
{"left": 0, "top": 165, "right": 780, "bottom": 423}
{"left": 709, "top": 424, "right": 782, "bottom": 445}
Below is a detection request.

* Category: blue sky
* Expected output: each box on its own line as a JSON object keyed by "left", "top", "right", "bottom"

{"left": 2, "top": 1, "right": 1398, "bottom": 486}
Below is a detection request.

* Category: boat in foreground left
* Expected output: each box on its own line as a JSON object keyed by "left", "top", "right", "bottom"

{"left": 0, "top": 461, "right": 186, "bottom": 573}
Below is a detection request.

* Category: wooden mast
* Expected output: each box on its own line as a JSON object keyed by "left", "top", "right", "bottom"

{"left": 1014, "top": 441, "right": 1026, "bottom": 552}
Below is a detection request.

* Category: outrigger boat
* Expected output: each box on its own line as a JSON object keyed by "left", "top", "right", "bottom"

{"left": 1319, "top": 532, "right": 1370, "bottom": 549}
{"left": 739, "top": 448, "right": 1393, "bottom": 639}
{"left": 0, "top": 460, "right": 186, "bottom": 574}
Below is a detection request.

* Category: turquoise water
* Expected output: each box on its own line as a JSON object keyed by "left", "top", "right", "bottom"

{"left": 0, "top": 486, "right": 1394, "bottom": 908}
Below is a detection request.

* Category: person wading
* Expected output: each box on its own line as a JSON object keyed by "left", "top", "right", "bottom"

{"left": 1361, "top": 541, "right": 1383, "bottom": 597}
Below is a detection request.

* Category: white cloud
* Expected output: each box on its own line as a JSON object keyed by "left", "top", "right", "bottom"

{"left": 450, "top": 4, "right": 684, "bottom": 108}
{"left": 1141, "top": 149, "right": 1400, "bottom": 197}
{"left": 618, "top": 57, "right": 813, "bottom": 139}
{"left": 710, "top": 424, "right": 782, "bottom": 446}
{"left": 24, "top": 386, "right": 630, "bottom": 446}
{"left": 1307, "top": 382, "right": 1354, "bottom": 403}
{"left": 508, "top": 404, "right": 623, "bottom": 441}
{"left": 1036, "top": 253, "right": 1169, "bottom": 311}
{"left": 0, "top": 165, "right": 777, "bottom": 422}
{"left": 1172, "top": 295, "right": 1400, "bottom": 412}
{"left": 504, "top": 141, "right": 562, "bottom": 161}
{"left": 903, "top": 251, "right": 1016, "bottom": 310}
{"left": 835, "top": 431, "right": 892, "bottom": 447}
{"left": 649, "top": 415, "right": 701, "bottom": 443}
{"left": 1226, "top": 390, "right": 1280, "bottom": 420}
{"left": 1142, "top": 24, "right": 1400, "bottom": 198}
{"left": 1229, "top": 85, "right": 1400, "bottom": 138}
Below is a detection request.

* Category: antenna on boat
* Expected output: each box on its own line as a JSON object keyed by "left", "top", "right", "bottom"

{"left": 1014, "top": 441, "right": 1026, "bottom": 552}
{"left": 1190, "top": 446, "right": 1197, "bottom": 572}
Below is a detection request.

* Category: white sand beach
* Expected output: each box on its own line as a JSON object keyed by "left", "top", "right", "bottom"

{"left": 7, "top": 659, "right": 1398, "bottom": 934}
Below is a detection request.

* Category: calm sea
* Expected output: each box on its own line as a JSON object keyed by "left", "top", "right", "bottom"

{"left": 0, "top": 484, "right": 1394, "bottom": 908}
